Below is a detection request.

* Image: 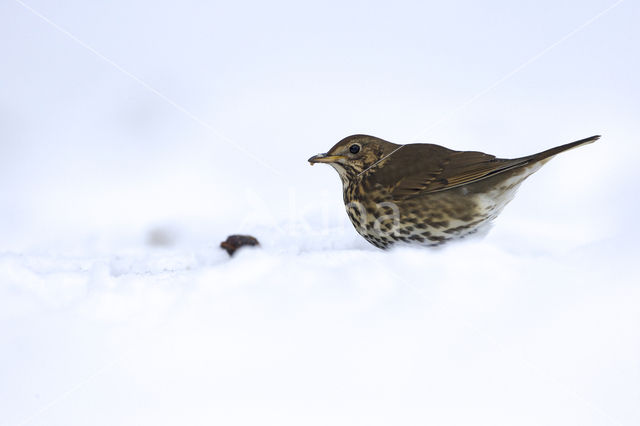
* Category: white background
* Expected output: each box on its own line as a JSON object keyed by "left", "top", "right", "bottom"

{"left": 1, "top": 0, "right": 639, "bottom": 425}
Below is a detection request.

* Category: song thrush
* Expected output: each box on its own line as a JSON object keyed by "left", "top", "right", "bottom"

{"left": 309, "top": 134, "right": 599, "bottom": 249}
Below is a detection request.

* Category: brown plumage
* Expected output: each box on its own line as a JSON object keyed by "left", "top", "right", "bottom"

{"left": 309, "top": 134, "right": 599, "bottom": 249}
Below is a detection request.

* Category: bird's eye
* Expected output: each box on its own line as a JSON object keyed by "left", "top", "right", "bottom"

{"left": 349, "top": 144, "right": 360, "bottom": 154}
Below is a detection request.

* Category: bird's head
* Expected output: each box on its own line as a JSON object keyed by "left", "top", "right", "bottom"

{"left": 308, "top": 135, "right": 400, "bottom": 183}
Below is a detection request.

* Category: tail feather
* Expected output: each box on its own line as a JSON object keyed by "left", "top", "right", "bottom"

{"left": 530, "top": 135, "right": 600, "bottom": 163}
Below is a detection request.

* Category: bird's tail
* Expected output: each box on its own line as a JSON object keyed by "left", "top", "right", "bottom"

{"left": 530, "top": 135, "right": 600, "bottom": 163}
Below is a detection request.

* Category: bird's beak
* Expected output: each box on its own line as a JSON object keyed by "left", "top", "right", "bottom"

{"left": 308, "top": 153, "right": 344, "bottom": 165}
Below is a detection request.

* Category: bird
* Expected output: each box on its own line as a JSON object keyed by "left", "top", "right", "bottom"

{"left": 308, "top": 134, "right": 600, "bottom": 249}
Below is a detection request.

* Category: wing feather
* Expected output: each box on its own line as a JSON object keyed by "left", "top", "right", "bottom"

{"left": 369, "top": 144, "right": 531, "bottom": 199}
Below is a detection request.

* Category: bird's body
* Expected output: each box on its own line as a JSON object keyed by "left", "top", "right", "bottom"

{"left": 309, "top": 134, "right": 599, "bottom": 249}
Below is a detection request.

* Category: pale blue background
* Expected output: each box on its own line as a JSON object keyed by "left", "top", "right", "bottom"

{"left": 1, "top": 0, "right": 638, "bottom": 250}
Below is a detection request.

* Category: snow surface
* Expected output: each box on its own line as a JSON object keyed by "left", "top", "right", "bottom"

{"left": 2, "top": 228, "right": 639, "bottom": 426}
{"left": 2, "top": 0, "right": 640, "bottom": 425}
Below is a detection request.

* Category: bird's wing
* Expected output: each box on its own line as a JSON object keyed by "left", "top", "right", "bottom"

{"left": 372, "top": 144, "right": 530, "bottom": 199}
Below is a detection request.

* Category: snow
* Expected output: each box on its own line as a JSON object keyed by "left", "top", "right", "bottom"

{"left": 2, "top": 226, "right": 639, "bottom": 425}
{"left": 2, "top": 0, "right": 640, "bottom": 425}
